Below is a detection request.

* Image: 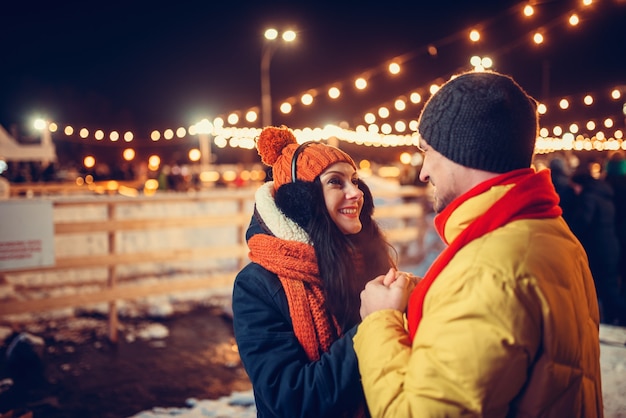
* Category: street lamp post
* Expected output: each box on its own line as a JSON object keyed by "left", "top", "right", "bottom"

{"left": 260, "top": 28, "right": 296, "bottom": 128}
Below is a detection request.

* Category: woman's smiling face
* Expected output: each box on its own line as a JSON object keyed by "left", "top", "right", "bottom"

{"left": 319, "top": 162, "right": 364, "bottom": 235}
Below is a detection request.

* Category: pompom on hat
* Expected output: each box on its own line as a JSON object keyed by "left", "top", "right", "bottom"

{"left": 417, "top": 71, "right": 538, "bottom": 173}
{"left": 257, "top": 126, "right": 356, "bottom": 191}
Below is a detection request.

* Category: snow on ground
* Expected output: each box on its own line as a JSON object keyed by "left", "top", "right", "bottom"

{"left": 128, "top": 391, "right": 257, "bottom": 418}
{"left": 600, "top": 325, "right": 626, "bottom": 417}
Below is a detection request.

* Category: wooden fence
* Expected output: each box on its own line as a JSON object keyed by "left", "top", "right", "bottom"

{"left": 0, "top": 184, "right": 431, "bottom": 341}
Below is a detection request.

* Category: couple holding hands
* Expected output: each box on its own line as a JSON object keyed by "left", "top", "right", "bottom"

{"left": 232, "top": 71, "right": 603, "bottom": 418}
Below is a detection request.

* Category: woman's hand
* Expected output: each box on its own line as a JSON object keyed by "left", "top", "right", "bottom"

{"left": 359, "top": 268, "right": 421, "bottom": 319}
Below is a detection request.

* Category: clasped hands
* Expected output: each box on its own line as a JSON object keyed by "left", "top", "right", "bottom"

{"left": 359, "top": 268, "right": 421, "bottom": 320}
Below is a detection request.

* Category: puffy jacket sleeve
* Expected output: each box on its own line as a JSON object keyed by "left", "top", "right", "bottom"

{"left": 232, "top": 262, "right": 366, "bottom": 418}
{"left": 354, "top": 265, "right": 542, "bottom": 417}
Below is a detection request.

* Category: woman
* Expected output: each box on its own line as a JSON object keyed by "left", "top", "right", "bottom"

{"left": 232, "top": 126, "right": 398, "bottom": 417}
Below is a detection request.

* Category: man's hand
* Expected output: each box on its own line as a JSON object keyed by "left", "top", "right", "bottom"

{"left": 360, "top": 268, "right": 417, "bottom": 319}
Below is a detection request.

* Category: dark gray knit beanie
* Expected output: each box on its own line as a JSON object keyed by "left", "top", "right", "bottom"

{"left": 417, "top": 71, "right": 538, "bottom": 173}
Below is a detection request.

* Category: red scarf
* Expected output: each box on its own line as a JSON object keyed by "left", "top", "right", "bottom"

{"left": 407, "top": 168, "right": 562, "bottom": 341}
{"left": 247, "top": 234, "right": 341, "bottom": 360}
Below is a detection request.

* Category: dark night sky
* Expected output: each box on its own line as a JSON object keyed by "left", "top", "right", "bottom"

{"left": 1, "top": 0, "right": 625, "bottom": 139}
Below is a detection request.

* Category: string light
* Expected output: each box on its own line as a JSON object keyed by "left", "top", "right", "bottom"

{"left": 123, "top": 148, "right": 135, "bottom": 161}
{"left": 46, "top": 82, "right": 623, "bottom": 155}
{"left": 388, "top": 62, "right": 401, "bottom": 74}
{"left": 245, "top": 110, "right": 258, "bottom": 123}
{"left": 227, "top": 113, "right": 239, "bottom": 125}
{"left": 355, "top": 78, "right": 367, "bottom": 90}
{"left": 328, "top": 87, "right": 341, "bottom": 99}
{"left": 36, "top": 0, "right": 623, "bottom": 161}
{"left": 301, "top": 93, "right": 314, "bottom": 105}
{"left": 280, "top": 102, "right": 292, "bottom": 114}
{"left": 245, "top": 0, "right": 615, "bottom": 126}
{"left": 523, "top": 4, "right": 534, "bottom": 17}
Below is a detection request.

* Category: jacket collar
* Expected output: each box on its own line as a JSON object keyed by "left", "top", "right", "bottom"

{"left": 441, "top": 183, "right": 515, "bottom": 245}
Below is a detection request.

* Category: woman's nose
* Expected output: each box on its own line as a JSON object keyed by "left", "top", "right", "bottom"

{"left": 346, "top": 182, "right": 363, "bottom": 199}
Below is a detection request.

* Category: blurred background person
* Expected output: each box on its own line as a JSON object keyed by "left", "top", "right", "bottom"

{"left": 571, "top": 161, "right": 626, "bottom": 325}
{"left": 549, "top": 154, "right": 579, "bottom": 225}
{"left": 605, "top": 151, "right": 626, "bottom": 302}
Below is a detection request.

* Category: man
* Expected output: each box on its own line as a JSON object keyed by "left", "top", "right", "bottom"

{"left": 355, "top": 71, "right": 603, "bottom": 417}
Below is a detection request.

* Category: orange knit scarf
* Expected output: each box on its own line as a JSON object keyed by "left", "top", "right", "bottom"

{"left": 247, "top": 233, "right": 341, "bottom": 361}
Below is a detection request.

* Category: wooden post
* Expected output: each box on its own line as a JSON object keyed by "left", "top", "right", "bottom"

{"left": 107, "top": 202, "right": 119, "bottom": 343}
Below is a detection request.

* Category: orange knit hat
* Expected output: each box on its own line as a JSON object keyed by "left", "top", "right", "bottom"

{"left": 257, "top": 126, "right": 356, "bottom": 191}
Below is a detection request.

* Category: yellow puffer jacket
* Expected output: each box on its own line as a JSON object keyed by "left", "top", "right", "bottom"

{"left": 354, "top": 185, "right": 603, "bottom": 417}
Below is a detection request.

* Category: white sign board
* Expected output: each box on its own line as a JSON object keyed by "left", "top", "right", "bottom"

{"left": 0, "top": 200, "right": 55, "bottom": 271}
